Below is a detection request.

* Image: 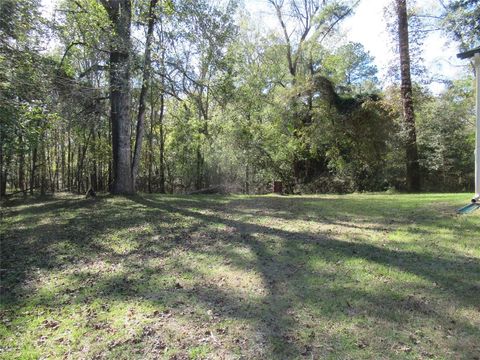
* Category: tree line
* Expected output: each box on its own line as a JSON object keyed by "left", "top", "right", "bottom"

{"left": 1, "top": 0, "right": 478, "bottom": 197}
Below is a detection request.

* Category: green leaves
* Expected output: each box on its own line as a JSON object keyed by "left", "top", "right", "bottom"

{"left": 162, "top": 0, "right": 175, "bottom": 15}
{"left": 416, "top": 78, "right": 475, "bottom": 190}
{"left": 442, "top": 0, "right": 480, "bottom": 49}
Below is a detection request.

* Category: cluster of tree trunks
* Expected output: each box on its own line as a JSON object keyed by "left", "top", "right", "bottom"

{"left": 0, "top": 0, "right": 431, "bottom": 199}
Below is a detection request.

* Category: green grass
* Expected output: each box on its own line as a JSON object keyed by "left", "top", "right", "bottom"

{"left": 1, "top": 193, "right": 479, "bottom": 359}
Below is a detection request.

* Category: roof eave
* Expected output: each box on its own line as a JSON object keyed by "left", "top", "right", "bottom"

{"left": 457, "top": 46, "right": 480, "bottom": 60}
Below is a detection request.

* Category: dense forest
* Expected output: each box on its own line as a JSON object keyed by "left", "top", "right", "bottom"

{"left": 1, "top": 0, "right": 479, "bottom": 197}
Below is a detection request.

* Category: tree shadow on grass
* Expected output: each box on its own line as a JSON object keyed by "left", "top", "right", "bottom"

{"left": 1, "top": 195, "right": 156, "bottom": 301}
{"left": 133, "top": 195, "right": 480, "bottom": 304}
{"left": 1, "top": 194, "right": 479, "bottom": 358}
{"left": 130, "top": 195, "right": 480, "bottom": 357}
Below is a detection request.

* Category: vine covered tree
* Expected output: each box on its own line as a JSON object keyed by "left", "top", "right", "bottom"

{"left": 395, "top": 0, "right": 421, "bottom": 191}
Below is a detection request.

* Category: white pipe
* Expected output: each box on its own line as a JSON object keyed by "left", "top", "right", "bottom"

{"left": 474, "top": 53, "right": 480, "bottom": 203}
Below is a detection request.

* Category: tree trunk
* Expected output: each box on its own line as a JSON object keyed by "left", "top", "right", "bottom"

{"left": 30, "top": 146, "right": 37, "bottom": 195}
{"left": 91, "top": 124, "right": 98, "bottom": 191}
{"left": 46, "top": 137, "right": 54, "bottom": 193}
{"left": 40, "top": 140, "right": 46, "bottom": 196}
{"left": 396, "top": 0, "right": 421, "bottom": 191}
{"left": 102, "top": 0, "right": 134, "bottom": 195}
{"left": 158, "top": 92, "right": 166, "bottom": 194}
{"left": 19, "top": 134, "right": 25, "bottom": 195}
{"left": 245, "top": 163, "right": 249, "bottom": 194}
{"left": 76, "top": 145, "right": 82, "bottom": 194}
{"left": 0, "top": 144, "right": 5, "bottom": 198}
{"left": 55, "top": 137, "right": 60, "bottom": 192}
{"left": 132, "top": 0, "right": 158, "bottom": 191}
{"left": 148, "top": 90, "right": 155, "bottom": 193}
{"left": 195, "top": 146, "right": 203, "bottom": 191}
{"left": 61, "top": 129, "right": 65, "bottom": 190}
{"left": 77, "top": 131, "right": 92, "bottom": 194}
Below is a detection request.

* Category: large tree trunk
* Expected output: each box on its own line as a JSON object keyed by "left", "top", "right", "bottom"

{"left": 102, "top": 0, "right": 134, "bottom": 195}
{"left": 132, "top": 0, "right": 158, "bottom": 191}
{"left": 396, "top": 0, "right": 421, "bottom": 192}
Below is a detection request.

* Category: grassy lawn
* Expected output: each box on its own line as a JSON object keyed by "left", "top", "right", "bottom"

{"left": 1, "top": 193, "right": 479, "bottom": 359}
